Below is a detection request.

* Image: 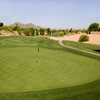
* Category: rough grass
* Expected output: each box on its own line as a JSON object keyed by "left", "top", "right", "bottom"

{"left": 63, "top": 40, "right": 100, "bottom": 54}
{"left": 0, "top": 36, "right": 100, "bottom": 100}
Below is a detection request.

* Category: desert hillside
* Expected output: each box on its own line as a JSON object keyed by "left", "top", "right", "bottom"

{"left": 10, "top": 22, "right": 41, "bottom": 29}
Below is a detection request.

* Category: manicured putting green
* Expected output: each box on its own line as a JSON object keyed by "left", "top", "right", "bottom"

{"left": 0, "top": 36, "right": 100, "bottom": 93}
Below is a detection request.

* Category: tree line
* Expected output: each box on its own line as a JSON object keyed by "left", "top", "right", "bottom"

{"left": 0, "top": 23, "right": 54, "bottom": 36}
{"left": 0, "top": 22, "right": 99, "bottom": 36}
{"left": 0, "top": 23, "right": 82, "bottom": 36}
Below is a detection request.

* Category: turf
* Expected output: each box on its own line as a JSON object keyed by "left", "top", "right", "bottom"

{"left": 63, "top": 40, "right": 100, "bottom": 54}
{"left": 0, "top": 36, "right": 100, "bottom": 100}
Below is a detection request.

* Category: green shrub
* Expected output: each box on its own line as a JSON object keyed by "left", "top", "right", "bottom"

{"left": 47, "top": 28, "right": 51, "bottom": 35}
{"left": 64, "top": 31, "right": 67, "bottom": 35}
{"left": 30, "top": 28, "right": 35, "bottom": 36}
{"left": 52, "top": 32, "right": 64, "bottom": 37}
{"left": 0, "top": 27, "right": 3, "bottom": 31}
{"left": 79, "top": 35, "right": 89, "bottom": 42}
{"left": 12, "top": 25, "right": 20, "bottom": 31}
{"left": 81, "top": 30, "right": 88, "bottom": 33}
{"left": 52, "top": 32, "right": 59, "bottom": 37}
{"left": 12, "top": 25, "right": 21, "bottom": 34}
{"left": 59, "top": 32, "right": 64, "bottom": 37}
{"left": 36, "top": 29, "right": 39, "bottom": 35}
{"left": 23, "top": 28, "right": 35, "bottom": 36}
{"left": 74, "top": 30, "right": 79, "bottom": 34}
{"left": 23, "top": 28, "right": 31, "bottom": 36}
{"left": 0, "top": 26, "right": 12, "bottom": 32}
{"left": 17, "top": 30, "right": 21, "bottom": 35}
{"left": 51, "top": 29, "right": 57, "bottom": 34}
{"left": 40, "top": 28, "right": 44, "bottom": 35}
{"left": 3, "top": 26, "right": 13, "bottom": 32}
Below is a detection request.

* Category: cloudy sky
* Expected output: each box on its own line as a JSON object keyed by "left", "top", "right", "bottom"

{"left": 0, "top": 0, "right": 100, "bottom": 29}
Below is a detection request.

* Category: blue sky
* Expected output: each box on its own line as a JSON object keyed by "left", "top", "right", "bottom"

{"left": 0, "top": 0, "right": 100, "bottom": 29}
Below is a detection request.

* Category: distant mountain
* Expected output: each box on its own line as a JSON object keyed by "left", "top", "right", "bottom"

{"left": 10, "top": 22, "right": 41, "bottom": 29}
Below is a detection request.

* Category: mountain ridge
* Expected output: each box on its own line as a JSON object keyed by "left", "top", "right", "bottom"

{"left": 10, "top": 22, "right": 41, "bottom": 29}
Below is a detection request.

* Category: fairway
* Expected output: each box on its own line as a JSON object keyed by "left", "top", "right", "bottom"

{"left": 0, "top": 36, "right": 100, "bottom": 100}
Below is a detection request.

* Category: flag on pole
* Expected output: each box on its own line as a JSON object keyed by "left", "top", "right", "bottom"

{"left": 38, "top": 48, "right": 39, "bottom": 53}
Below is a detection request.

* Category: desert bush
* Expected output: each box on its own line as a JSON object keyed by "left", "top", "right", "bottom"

{"left": 23, "top": 28, "right": 35, "bottom": 36}
{"left": 17, "top": 30, "right": 21, "bottom": 35}
{"left": 47, "top": 28, "right": 51, "bottom": 35}
{"left": 81, "top": 30, "right": 88, "bottom": 33}
{"left": 40, "top": 28, "right": 44, "bottom": 35}
{"left": 23, "top": 28, "right": 31, "bottom": 36}
{"left": 79, "top": 35, "right": 89, "bottom": 42}
{"left": 65, "top": 31, "right": 70, "bottom": 35}
{"left": 0, "top": 27, "right": 3, "bottom": 31}
{"left": 30, "top": 28, "right": 35, "bottom": 36}
{"left": 74, "top": 30, "right": 79, "bottom": 34}
{"left": 12, "top": 25, "right": 20, "bottom": 31}
{"left": 59, "top": 32, "right": 64, "bottom": 37}
{"left": 52, "top": 32, "right": 59, "bottom": 37}
{"left": 12, "top": 25, "right": 21, "bottom": 34}
{"left": 51, "top": 29, "right": 57, "bottom": 34}
{"left": 36, "top": 29, "right": 39, "bottom": 35}
{"left": 52, "top": 32, "right": 64, "bottom": 37}
{"left": 63, "top": 31, "right": 67, "bottom": 35}
{"left": 0, "top": 26, "right": 13, "bottom": 32}
{"left": 3, "top": 26, "right": 13, "bottom": 32}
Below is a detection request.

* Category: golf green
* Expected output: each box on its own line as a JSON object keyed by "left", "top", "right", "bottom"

{"left": 0, "top": 36, "right": 100, "bottom": 100}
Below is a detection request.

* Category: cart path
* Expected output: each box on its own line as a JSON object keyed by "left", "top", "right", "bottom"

{"left": 59, "top": 40, "right": 100, "bottom": 57}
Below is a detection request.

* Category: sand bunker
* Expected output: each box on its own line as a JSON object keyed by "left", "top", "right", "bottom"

{"left": 49, "top": 34, "right": 100, "bottom": 45}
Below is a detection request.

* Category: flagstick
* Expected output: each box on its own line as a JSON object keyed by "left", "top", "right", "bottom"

{"left": 36, "top": 48, "right": 39, "bottom": 63}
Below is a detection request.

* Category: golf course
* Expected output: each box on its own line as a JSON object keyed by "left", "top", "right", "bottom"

{"left": 0, "top": 36, "right": 100, "bottom": 100}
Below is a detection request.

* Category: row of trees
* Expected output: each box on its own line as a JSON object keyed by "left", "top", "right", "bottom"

{"left": 1, "top": 22, "right": 99, "bottom": 36}
{"left": 22, "top": 27, "right": 55, "bottom": 36}
{"left": 0, "top": 23, "right": 55, "bottom": 36}
{"left": 0, "top": 22, "right": 84, "bottom": 36}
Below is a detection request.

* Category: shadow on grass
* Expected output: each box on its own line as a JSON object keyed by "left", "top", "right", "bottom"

{"left": 0, "top": 79, "right": 100, "bottom": 100}
{"left": 94, "top": 49, "right": 100, "bottom": 52}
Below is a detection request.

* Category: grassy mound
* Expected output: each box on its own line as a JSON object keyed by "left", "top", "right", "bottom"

{"left": 0, "top": 36, "right": 100, "bottom": 100}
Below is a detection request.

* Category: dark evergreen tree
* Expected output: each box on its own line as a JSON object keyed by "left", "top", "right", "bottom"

{"left": 40, "top": 28, "right": 44, "bottom": 35}
{"left": 0, "top": 22, "right": 3, "bottom": 27}
{"left": 47, "top": 28, "right": 51, "bottom": 35}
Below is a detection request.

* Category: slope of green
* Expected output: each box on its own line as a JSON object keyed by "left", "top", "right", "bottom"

{"left": 63, "top": 40, "right": 100, "bottom": 54}
{"left": 0, "top": 79, "right": 100, "bottom": 100}
{"left": 0, "top": 36, "right": 100, "bottom": 100}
